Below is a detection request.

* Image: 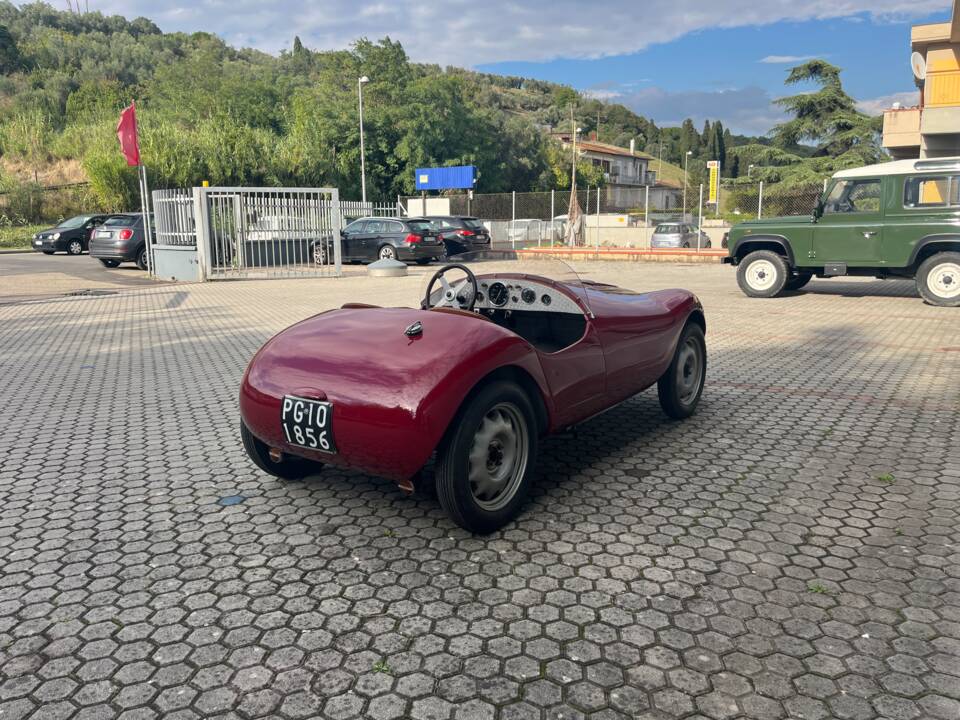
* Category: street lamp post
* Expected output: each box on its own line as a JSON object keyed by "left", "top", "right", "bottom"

{"left": 682, "top": 150, "right": 693, "bottom": 220}
{"left": 358, "top": 75, "right": 370, "bottom": 203}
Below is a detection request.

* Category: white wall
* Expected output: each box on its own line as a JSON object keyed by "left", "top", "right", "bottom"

{"left": 405, "top": 198, "right": 451, "bottom": 216}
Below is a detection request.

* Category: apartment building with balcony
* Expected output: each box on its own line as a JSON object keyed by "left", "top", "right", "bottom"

{"left": 883, "top": 0, "right": 960, "bottom": 159}
{"left": 553, "top": 132, "right": 682, "bottom": 210}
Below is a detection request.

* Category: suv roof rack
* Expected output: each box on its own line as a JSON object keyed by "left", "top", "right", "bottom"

{"left": 914, "top": 159, "right": 960, "bottom": 172}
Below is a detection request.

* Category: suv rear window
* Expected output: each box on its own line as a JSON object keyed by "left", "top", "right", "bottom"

{"left": 104, "top": 216, "right": 139, "bottom": 226}
{"left": 904, "top": 175, "right": 960, "bottom": 208}
{"left": 407, "top": 220, "right": 433, "bottom": 232}
{"left": 655, "top": 224, "right": 679, "bottom": 233}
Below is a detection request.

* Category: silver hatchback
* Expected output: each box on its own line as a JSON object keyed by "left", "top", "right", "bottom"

{"left": 651, "top": 223, "right": 711, "bottom": 249}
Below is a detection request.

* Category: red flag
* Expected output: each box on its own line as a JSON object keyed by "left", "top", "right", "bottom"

{"left": 117, "top": 102, "right": 141, "bottom": 167}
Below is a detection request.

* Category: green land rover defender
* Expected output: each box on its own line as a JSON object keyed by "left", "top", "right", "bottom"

{"left": 724, "top": 157, "right": 960, "bottom": 307}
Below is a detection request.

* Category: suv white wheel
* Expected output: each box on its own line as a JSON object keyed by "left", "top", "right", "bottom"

{"left": 67, "top": 239, "right": 84, "bottom": 255}
{"left": 917, "top": 251, "right": 960, "bottom": 307}
{"left": 736, "top": 250, "right": 789, "bottom": 298}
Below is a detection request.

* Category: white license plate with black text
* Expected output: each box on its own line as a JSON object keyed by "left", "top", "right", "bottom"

{"left": 281, "top": 396, "right": 336, "bottom": 453}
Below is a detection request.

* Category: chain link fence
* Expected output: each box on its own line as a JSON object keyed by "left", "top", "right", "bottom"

{"left": 718, "top": 180, "right": 824, "bottom": 222}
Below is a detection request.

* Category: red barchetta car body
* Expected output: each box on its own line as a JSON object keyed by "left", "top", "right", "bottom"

{"left": 240, "top": 272, "right": 705, "bottom": 486}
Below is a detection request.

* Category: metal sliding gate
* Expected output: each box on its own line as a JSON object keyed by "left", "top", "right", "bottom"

{"left": 197, "top": 186, "right": 342, "bottom": 280}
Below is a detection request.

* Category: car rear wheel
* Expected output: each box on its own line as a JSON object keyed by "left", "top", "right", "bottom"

{"left": 67, "top": 239, "right": 84, "bottom": 255}
{"left": 658, "top": 322, "right": 706, "bottom": 419}
{"left": 917, "top": 252, "right": 960, "bottom": 307}
{"left": 240, "top": 422, "right": 322, "bottom": 480}
{"left": 436, "top": 381, "right": 537, "bottom": 534}
{"left": 99, "top": 259, "right": 121, "bottom": 268}
{"left": 135, "top": 247, "right": 149, "bottom": 271}
{"left": 378, "top": 245, "right": 397, "bottom": 261}
{"left": 737, "top": 250, "right": 789, "bottom": 298}
{"left": 785, "top": 273, "right": 813, "bottom": 291}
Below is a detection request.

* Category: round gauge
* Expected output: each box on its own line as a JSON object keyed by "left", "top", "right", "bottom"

{"left": 487, "top": 282, "right": 509, "bottom": 307}
{"left": 521, "top": 288, "right": 536, "bottom": 304}
{"left": 541, "top": 294, "right": 552, "bottom": 306}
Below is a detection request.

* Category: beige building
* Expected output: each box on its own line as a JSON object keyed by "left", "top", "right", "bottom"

{"left": 883, "top": 0, "right": 960, "bottom": 159}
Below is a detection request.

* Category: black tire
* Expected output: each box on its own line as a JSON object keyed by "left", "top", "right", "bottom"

{"left": 240, "top": 422, "right": 321, "bottom": 480}
{"left": 42, "top": 250, "right": 55, "bottom": 255}
{"left": 135, "top": 246, "right": 149, "bottom": 271}
{"left": 435, "top": 381, "right": 538, "bottom": 534}
{"left": 99, "top": 259, "right": 121, "bottom": 268}
{"left": 736, "top": 250, "right": 790, "bottom": 298}
{"left": 785, "top": 273, "right": 813, "bottom": 291}
{"left": 415, "top": 258, "right": 432, "bottom": 266}
{"left": 66, "top": 239, "right": 84, "bottom": 255}
{"left": 916, "top": 251, "right": 960, "bottom": 307}
{"left": 658, "top": 322, "right": 707, "bottom": 420}
{"left": 378, "top": 245, "right": 397, "bottom": 261}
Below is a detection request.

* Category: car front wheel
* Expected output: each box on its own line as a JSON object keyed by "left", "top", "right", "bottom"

{"left": 658, "top": 322, "right": 706, "bottom": 419}
{"left": 240, "top": 422, "right": 322, "bottom": 480}
{"left": 737, "top": 250, "right": 789, "bottom": 298}
{"left": 42, "top": 250, "right": 55, "bottom": 255}
{"left": 917, "top": 251, "right": 960, "bottom": 307}
{"left": 67, "top": 239, "right": 84, "bottom": 255}
{"left": 436, "top": 381, "right": 538, "bottom": 534}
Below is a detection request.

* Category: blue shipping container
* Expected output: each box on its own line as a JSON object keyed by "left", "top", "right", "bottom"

{"left": 414, "top": 166, "right": 476, "bottom": 190}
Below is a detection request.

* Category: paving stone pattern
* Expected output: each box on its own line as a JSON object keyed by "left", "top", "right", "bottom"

{"left": 0, "top": 265, "right": 958, "bottom": 720}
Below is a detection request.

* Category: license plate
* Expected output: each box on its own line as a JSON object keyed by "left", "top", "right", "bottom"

{"left": 96, "top": 230, "right": 111, "bottom": 238}
{"left": 34, "top": 240, "right": 42, "bottom": 245}
{"left": 280, "top": 396, "right": 336, "bottom": 453}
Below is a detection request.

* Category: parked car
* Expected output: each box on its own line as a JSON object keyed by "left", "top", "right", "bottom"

{"left": 239, "top": 251, "right": 706, "bottom": 533}
{"left": 32, "top": 214, "right": 112, "bottom": 255}
{"left": 651, "top": 223, "right": 710, "bottom": 249}
{"left": 426, "top": 216, "right": 492, "bottom": 256}
{"left": 89, "top": 213, "right": 153, "bottom": 270}
{"left": 724, "top": 156, "right": 960, "bottom": 306}
{"left": 338, "top": 216, "right": 443, "bottom": 264}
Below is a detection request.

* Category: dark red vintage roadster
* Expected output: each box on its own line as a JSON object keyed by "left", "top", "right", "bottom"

{"left": 240, "top": 252, "right": 706, "bottom": 533}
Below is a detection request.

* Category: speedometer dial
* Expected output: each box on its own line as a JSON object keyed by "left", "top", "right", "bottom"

{"left": 487, "top": 282, "right": 509, "bottom": 307}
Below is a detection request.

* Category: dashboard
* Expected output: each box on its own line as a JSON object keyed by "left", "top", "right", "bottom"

{"left": 474, "top": 277, "right": 583, "bottom": 315}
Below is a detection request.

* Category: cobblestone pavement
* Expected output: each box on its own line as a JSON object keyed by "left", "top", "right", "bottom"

{"left": 0, "top": 264, "right": 958, "bottom": 720}
{"left": 0, "top": 253, "right": 159, "bottom": 304}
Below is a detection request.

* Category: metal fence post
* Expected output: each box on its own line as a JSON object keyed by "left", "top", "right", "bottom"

{"left": 193, "top": 186, "right": 210, "bottom": 281}
{"left": 697, "top": 184, "right": 703, "bottom": 251}
{"left": 550, "top": 189, "right": 555, "bottom": 246}
{"left": 511, "top": 190, "right": 516, "bottom": 249}
{"left": 758, "top": 181, "right": 764, "bottom": 220}
{"left": 595, "top": 186, "right": 601, "bottom": 252}
{"left": 644, "top": 185, "right": 650, "bottom": 228}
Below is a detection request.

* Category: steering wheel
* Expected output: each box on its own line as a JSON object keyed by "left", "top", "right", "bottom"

{"left": 422, "top": 263, "right": 479, "bottom": 311}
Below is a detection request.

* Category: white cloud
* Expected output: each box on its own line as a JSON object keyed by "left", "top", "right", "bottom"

{"left": 856, "top": 90, "right": 920, "bottom": 115}
{"left": 759, "top": 55, "right": 817, "bottom": 64}
{"left": 89, "top": 0, "right": 952, "bottom": 66}
{"left": 617, "top": 85, "right": 786, "bottom": 136}
{"left": 582, "top": 89, "right": 623, "bottom": 100}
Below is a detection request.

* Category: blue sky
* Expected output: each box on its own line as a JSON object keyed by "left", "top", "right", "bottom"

{"left": 87, "top": 1, "right": 954, "bottom": 135}
{"left": 477, "top": 11, "right": 947, "bottom": 134}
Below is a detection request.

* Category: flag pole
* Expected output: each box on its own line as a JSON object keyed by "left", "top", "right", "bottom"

{"left": 138, "top": 163, "right": 154, "bottom": 277}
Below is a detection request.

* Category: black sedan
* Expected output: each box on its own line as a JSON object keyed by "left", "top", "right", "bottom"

{"left": 32, "top": 214, "right": 112, "bottom": 255}
{"left": 427, "top": 216, "right": 491, "bottom": 256}
{"left": 338, "top": 217, "right": 443, "bottom": 264}
{"left": 89, "top": 213, "right": 152, "bottom": 270}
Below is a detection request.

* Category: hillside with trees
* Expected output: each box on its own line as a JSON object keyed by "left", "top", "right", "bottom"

{"left": 0, "top": 2, "right": 884, "bottom": 220}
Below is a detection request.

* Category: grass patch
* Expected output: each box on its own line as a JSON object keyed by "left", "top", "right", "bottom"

{"left": 876, "top": 473, "right": 896, "bottom": 485}
{"left": 807, "top": 581, "right": 831, "bottom": 595}
{"left": 0, "top": 225, "right": 46, "bottom": 249}
{"left": 372, "top": 660, "right": 391, "bottom": 674}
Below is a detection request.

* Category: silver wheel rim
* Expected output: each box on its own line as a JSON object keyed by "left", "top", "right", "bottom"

{"left": 69, "top": 241, "right": 82, "bottom": 254}
{"left": 928, "top": 262, "right": 960, "bottom": 299}
{"left": 676, "top": 337, "right": 704, "bottom": 405}
{"left": 747, "top": 259, "right": 777, "bottom": 291}
{"left": 380, "top": 246, "right": 395, "bottom": 260}
{"left": 468, "top": 402, "right": 529, "bottom": 512}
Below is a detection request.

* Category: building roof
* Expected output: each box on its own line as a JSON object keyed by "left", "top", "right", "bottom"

{"left": 554, "top": 134, "right": 650, "bottom": 161}
{"left": 834, "top": 156, "right": 960, "bottom": 179}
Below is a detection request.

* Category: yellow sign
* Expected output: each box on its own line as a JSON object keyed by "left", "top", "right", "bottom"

{"left": 707, "top": 160, "right": 720, "bottom": 205}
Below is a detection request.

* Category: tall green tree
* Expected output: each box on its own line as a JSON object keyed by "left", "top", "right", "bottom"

{"left": 0, "top": 23, "right": 19, "bottom": 72}
{"left": 772, "top": 59, "right": 883, "bottom": 161}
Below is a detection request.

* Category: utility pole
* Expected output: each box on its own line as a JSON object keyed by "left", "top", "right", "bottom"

{"left": 683, "top": 150, "right": 693, "bottom": 221}
{"left": 358, "top": 75, "right": 370, "bottom": 203}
